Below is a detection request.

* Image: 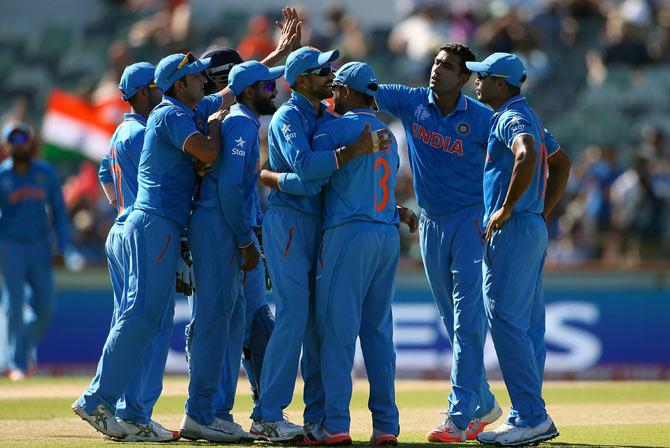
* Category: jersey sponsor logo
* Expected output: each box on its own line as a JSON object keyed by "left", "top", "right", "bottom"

{"left": 9, "top": 186, "right": 46, "bottom": 203}
{"left": 232, "top": 136, "right": 246, "bottom": 156}
{"left": 509, "top": 117, "right": 527, "bottom": 133}
{"left": 412, "top": 123, "right": 463, "bottom": 156}
{"left": 232, "top": 148, "right": 246, "bottom": 156}
{"left": 414, "top": 104, "right": 430, "bottom": 122}
{"left": 281, "top": 123, "right": 296, "bottom": 142}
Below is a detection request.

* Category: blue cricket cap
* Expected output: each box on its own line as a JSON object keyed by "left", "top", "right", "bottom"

{"left": 155, "top": 53, "right": 211, "bottom": 92}
{"left": 466, "top": 52, "right": 527, "bottom": 87}
{"left": 119, "top": 62, "right": 156, "bottom": 101}
{"left": 228, "top": 60, "right": 284, "bottom": 96}
{"left": 334, "top": 62, "right": 378, "bottom": 97}
{"left": 284, "top": 46, "right": 339, "bottom": 86}
{"left": 1, "top": 122, "right": 33, "bottom": 144}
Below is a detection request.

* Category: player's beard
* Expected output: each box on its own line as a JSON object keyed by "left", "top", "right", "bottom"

{"left": 254, "top": 96, "right": 277, "bottom": 116}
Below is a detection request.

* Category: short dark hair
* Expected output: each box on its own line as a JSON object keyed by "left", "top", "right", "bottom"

{"left": 505, "top": 82, "right": 521, "bottom": 96}
{"left": 438, "top": 43, "right": 476, "bottom": 75}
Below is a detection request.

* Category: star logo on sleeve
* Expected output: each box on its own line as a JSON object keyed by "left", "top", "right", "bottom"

{"left": 235, "top": 136, "right": 246, "bottom": 148}
{"left": 281, "top": 123, "right": 296, "bottom": 142}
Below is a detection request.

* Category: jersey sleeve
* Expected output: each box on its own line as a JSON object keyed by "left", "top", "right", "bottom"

{"left": 544, "top": 128, "right": 560, "bottom": 156}
{"left": 158, "top": 107, "right": 199, "bottom": 152}
{"left": 218, "top": 119, "right": 257, "bottom": 247}
{"left": 278, "top": 172, "right": 327, "bottom": 195}
{"left": 498, "top": 112, "right": 534, "bottom": 150}
{"left": 98, "top": 154, "right": 113, "bottom": 184}
{"left": 196, "top": 93, "right": 223, "bottom": 118}
{"left": 375, "top": 84, "right": 414, "bottom": 118}
{"left": 272, "top": 109, "right": 337, "bottom": 180}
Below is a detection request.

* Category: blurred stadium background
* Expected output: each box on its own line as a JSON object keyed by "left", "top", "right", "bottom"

{"left": 0, "top": 0, "right": 669, "bottom": 380}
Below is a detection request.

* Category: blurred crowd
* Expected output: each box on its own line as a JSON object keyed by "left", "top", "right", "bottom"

{"left": 2, "top": 0, "right": 670, "bottom": 269}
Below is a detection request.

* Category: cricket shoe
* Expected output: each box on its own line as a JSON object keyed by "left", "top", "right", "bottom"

{"left": 370, "top": 428, "right": 398, "bottom": 446}
{"left": 250, "top": 418, "right": 304, "bottom": 442}
{"left": 467, "top": 400, "right": 503, "bottom": 439}
{"left": 105, "top": 418, "right": 180, "bottom": 442}
{"left": 426, "top": 413, "right": 466, "bottom": 443}
{"left": 304, "top": 426, "right": 352, "bottom": 446}
{"left": 180, "top": 414, "right": 244, "bottom": 442}
{"left": 71, "top": 401, "right": 128, "bottom": 439}
{"left": 484, "top": 415, "right": 559, "bottom": 446}
{"left": 477, "top": 422, "right": 515, "bottom": 444}
{"left": 8, "top": 369, "right": 26, "bottom": 382}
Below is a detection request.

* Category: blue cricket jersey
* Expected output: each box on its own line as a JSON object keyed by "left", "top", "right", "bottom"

{"left": 267, "top": 91, "right": 337, "bottom": 216}
{"left": 483, "top": 95, "right": 551, "bottom": 226}
{"left": 375, "top": 85, "right": 493, "bottom": 216}
{"left": 197, "top": 103, "right": 260, "bottom": 247}
{"left": 98, "top": 113, "right": 146, "bottom": 223}
{"left": 194, "top": 93, "right": 223, "bottom": 135}
{"left": 312, "top": 108, "right": 400, "bottom": 229}
{"left": 0, "top": 159, "right": 70, "bottom": 251}
{"left": 134, "top": 95, "right": 200, "bottom": 228}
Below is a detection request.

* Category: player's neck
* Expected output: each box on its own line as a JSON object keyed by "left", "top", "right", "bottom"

{"left": 432, "top": 89, "right": 460, "bottom": 116}
{"left": 294, "top": 89, "right": 321, "bottom": 112}
{"left": 12, "top": 158, "right": 30, "bottom": 175}
{"left": 240, "top": 99, "right": 260, "bottom": 118}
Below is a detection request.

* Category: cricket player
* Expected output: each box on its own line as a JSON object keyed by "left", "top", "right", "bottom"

{"left": 0, "top": 122, "right": 69, "bottom": 381}
{"left": 73, "top": 52, "right": 224, "bottom": 440}
{"left": 94, "top": 62, "right": 179, "bottom": 442}
{"left": 253, "top": 46, "right": 380, "bottom": 441}
{"left": 180, "top": 60, "right": 283, "bottom": 442}
{"left": 296, "top": 62, "right": 417, "bottom": 446}
{"left": 466, "top": 52, "right": 571, "bottom": 446}
{"left": 373, "top": 43, "right": 500, "bottom": 442}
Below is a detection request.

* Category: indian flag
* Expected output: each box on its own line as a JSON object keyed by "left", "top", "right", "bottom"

{"left": 41, "top": 89, "right": 123, "bottom": 162}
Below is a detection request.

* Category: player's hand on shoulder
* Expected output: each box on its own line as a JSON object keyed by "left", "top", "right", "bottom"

{"left": 240, "top": 243, "right": 260, "bottom": 272}
{"left": 398, "top": 205, "right": 418, "bottom": 233}
{"left": 208, "top": 108, "right": 228, "bottom": 126}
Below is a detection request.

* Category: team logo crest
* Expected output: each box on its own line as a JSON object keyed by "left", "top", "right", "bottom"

{"left": 414, "top": 105, "right": 430, "bottom": 122}
{"left": 281, "top": 123, "right": 296, "bottom": 142}
{"left": 457, "top": 122, "right": 470, "bottom": 136}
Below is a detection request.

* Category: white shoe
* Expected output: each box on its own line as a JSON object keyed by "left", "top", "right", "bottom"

{"left": 71, "top": 402, "right": 128, "bottom": 439}
{"left": 477, "top": 422, "right": 515, "bottom": 444}
{"left": 8, "top": 369, "right": 26, "bottom": 381}
{"left": 426, "top": 414, "right": 467, "bottom": 442}
{"left": 467, "top": 400, "right": 503, "bottom": 440}
{"left": 179, "top": 414, "right": 242, "bottom": 442}
{"left": 214, "top": 418, "right": 259, "bottom": 442}
{"left": 250, "top": 418, "right": 304, "bottom": 442}
{"left": 112, "top": 418, "right": 180, "bottom": 442}
{"left": 488, "top": 415, "right": 559, "bottom": 446}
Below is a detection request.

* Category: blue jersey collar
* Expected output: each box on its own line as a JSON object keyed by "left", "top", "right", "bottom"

{"left": 345, "top": 107, "right": 376, "bottom": 116}
{"left": 291, "top": 91, "right": 329, "bottom": 117}
{"left": 494, "top": 94, "right": 527, "bottom": 116}
{"left": 231, "top": 103, "right": 261, "bottom": 128}
{"left": 428, "top": 90, "right": 468, "bottom": 116}
{"left": 124, "top": 112, "right": 147, "bottom": 126}
{"left": 161, "top": 95, "right": 195, "bottom": 118}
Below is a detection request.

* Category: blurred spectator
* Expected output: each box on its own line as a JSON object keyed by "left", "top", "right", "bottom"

{"left": 475, "top": 6, "right": 541, "bottom": 54}
{"left": 311, "top": 4, "right": 367, "bottom": 62}
{"left": 238, "top": 15, "right": 277, "bottom": 61}
{"left": 127, "top": 0, "right": 191, "bottom": 48}
{"left": 92, "top": 41, "right": 133, "bottom": 124}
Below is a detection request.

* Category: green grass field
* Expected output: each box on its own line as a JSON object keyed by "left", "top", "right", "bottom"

{"left": 0, "top": 377, "right": 668, "bottom": 447}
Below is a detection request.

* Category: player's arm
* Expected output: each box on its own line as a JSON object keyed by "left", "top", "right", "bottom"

{"left": 260, "top": 7, "right": 302, "bottom": 67}
{"left": 375, "top": 84, "right": 414, "bottom": 118}
{"left": 47, "top": 167, "right": 71, "bottom": 255}
{"left": 543, "top": 146, "right": 571, "bottom": 220}
{"left": 260, "top": 170, "right": 326, "bottom": 195}
{"left": 182, "top": 109, "right": 227, "bottom": 163}
{"left": 485, "top": 132, "right": 537, "bottom": 239}
{"left": 98, "top": 155, "right": 117, "bottom": 208}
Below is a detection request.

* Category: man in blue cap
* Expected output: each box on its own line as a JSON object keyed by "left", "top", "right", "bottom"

{"left": 287, "top": 61, "right": 417, "bottom": 446}
{"left": 0, "top": 122, "right": 69, "bottom": 382}
{"left": 92, "top": 61, "right": 179, "bottom": 442}
{"left": 181, "top": 60, "right": 284, "bottom": 442}
{"left": 465, "top": 52, "right": 570, "bottom": 446}
{"left": 373, "top": 42, "right": 502, "bottom": 443}
{"left": 251, "top": 46, "right": 380, "bottom": 442}
{"left": 73, "top": 52, "right": 225, "bottom": 440}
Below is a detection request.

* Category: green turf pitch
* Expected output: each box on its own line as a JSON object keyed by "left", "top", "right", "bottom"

{"left": 0, "top": 377, "right": 668, "bottom": 447}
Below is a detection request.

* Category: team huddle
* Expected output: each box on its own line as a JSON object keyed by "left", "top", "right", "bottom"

{"left": 68, "top": 7, "right": 572, "bottom": 448}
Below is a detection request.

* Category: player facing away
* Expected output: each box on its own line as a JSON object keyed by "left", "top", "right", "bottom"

{"left": 95, "top": 62, "right": 179, "bottom": 442}
{"left": 466, "top": 52, "right": 571, "bottom": 447}
{"left": 180, "top": 60, "right": 283, "bottom": 442}
{"left": 374, "top": 43, "right": 501, "bottom": 442}
{"left": 0, "top": 122, "right": 69, "bottom": 382}
{"left": 253, "top": 46, "right": 380, "bottom": 442}
{"left": 294, "top": 62, "right": 416, "bottom": 446}
{"left": 72, "top": 52, "right": 225, "bottom": 440}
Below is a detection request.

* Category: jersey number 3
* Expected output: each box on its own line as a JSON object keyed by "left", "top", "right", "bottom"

{"left": 374, "top": 156, "right": 390, "bottom": 211}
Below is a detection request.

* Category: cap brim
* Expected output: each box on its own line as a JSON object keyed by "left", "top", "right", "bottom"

{"left": 184, "top": 57, "right": 211, "bottom": 75}
{"left": 317, "top": 49, "right": 340, "bottom": 67}
{"left": 265, "top": 65, "right": 285, "bottom": 81}
{"left": 465, "top": 61, "right": 489, "bottom": 72}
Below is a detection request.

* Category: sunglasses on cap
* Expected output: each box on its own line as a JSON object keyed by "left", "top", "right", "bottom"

{"left": 303, "top": 65, "right": 333, "bottom": 77}
{"left": 476, "top": 72, "right": 510, "bottom": 80}
{"left": 8, "top": 132, "right": 29, "bottom": 144}
{"left": 168, "top": 52, "right": 197, "bottom": 80}
{"left": 261, "top": 80, "right": 277, "bottom": 92}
